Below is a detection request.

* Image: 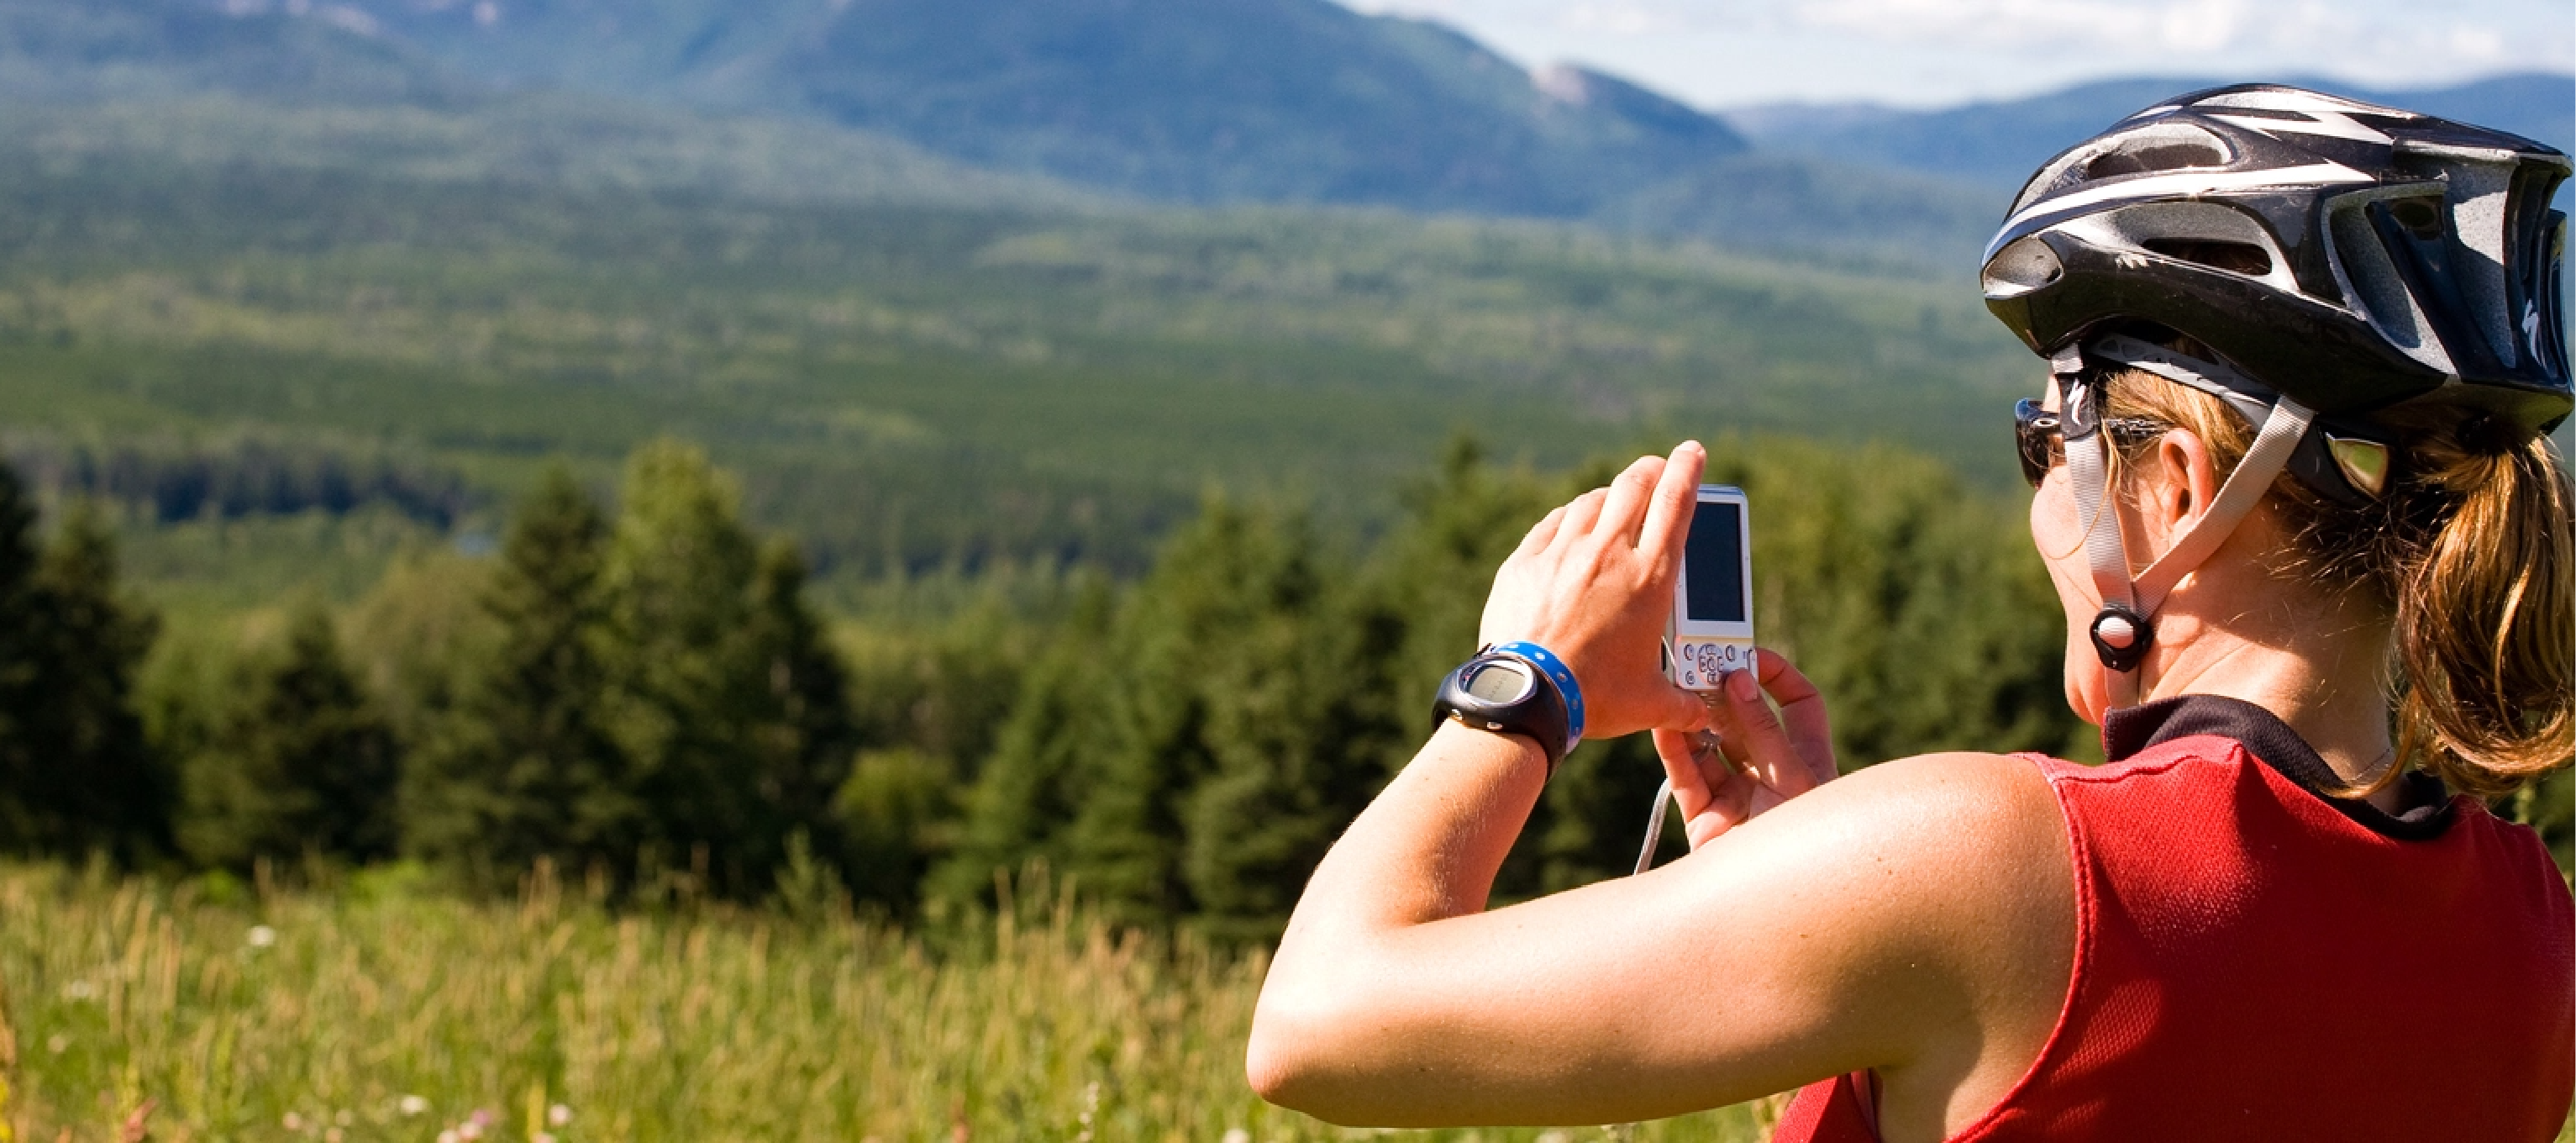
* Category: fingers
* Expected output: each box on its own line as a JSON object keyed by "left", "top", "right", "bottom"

{"left": 1554, "top": 487, "right": 1611, "bottom": 549}
{"left": 1658, "top": 682, "right": 1712, "bottom": 735}
{"left": 1711, "top": 666, "right": 1830, "bottom": 800}
{"left": 1754, "top": 651, "right": 1837, "bottom": 787}
{"left": 1652, "top": 726, "right": 1720, "bottom": 816}
{"left": 1634, "top": 440, "right": 1706, "bottom": 561}
{"left": 1517, "top": 505, "right": 1568, "bottom": 559}
{"left": 1594, "top": 455, "right": 1665, "bottom": 550}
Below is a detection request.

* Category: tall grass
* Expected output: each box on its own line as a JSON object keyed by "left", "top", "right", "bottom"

{"left": 0, "top": 864, "right": 1773, "bottom": 1142}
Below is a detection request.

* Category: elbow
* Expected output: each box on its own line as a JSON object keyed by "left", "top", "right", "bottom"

{"left": 1244, "top": 993, "right": 1361, "bottom": 1119}
{"left": 1243, "top": 998, "right": 1318, "bottom": 1108}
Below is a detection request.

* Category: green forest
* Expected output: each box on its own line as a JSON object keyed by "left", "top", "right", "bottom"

{"left": 0, "top": 430, "right": 2109, "bottom": 924}
{"left": 0, "top": 96, "right": 2564, "bottom": 934}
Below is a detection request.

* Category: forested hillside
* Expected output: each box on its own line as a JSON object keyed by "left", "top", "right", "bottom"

{"left": 0, "top": 97, "right": 2034, "bottom": 582}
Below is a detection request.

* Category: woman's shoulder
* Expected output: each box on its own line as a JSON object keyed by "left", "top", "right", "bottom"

{"left": 1745, "top": 751, "right": 2073, "bottom": 920}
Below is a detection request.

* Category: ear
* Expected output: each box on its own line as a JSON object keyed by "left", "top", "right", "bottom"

{"left": 2145, "top": 429, "right": 2221, "bottom": 543}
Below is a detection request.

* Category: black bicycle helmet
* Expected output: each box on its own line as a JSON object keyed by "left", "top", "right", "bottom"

{"left": 1985, "top": 83, "right": 2572, "bottom": 439}
{"left": 1980, "top": 84, "right": 2573, "bottom": 705}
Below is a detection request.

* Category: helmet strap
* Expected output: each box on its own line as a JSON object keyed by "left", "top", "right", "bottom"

{"left": 2053, "top": 346, "right": 2318, "bottom": 710}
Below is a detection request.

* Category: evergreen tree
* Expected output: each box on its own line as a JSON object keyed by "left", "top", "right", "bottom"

{"left": 404, "top": 467, "right": 639, "bottom": 883}
{"left": 936, "top": 500, "right": 1401, "bottom": 935}
{"left": 23, "top": 505, "right": 167, "bottom": 861}
{"left": 596, "top": 440, "right": 855, "bottom": 896}
{"left": 839, "top": 582, "right": 1047, "bottom": 913}
{"left": 0, "top": 460, "right": 52, "bottom": 852}
{"left": 179, "top": 605, "right": 401, "bottom": 868}
{"left": 924, "top": 582, "right": 1117, "bottom": 910}
{"left": 0, "top": 466, "right": 167, "bottom": 861}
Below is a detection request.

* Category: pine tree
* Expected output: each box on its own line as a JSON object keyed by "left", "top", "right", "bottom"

{"left": 595, "top": 440, "right": 855, "bottom": 896}
{"left": 0, "top": 459, "right": 50, "bottom": 852}
{"left": 24, "top": 505, "right": 166, "bottom": 861}
{"left": 935, "top": 499, "right": 1401, "bottom": 935}
{"left": 0, "top": 470, "right": 167, "bottom": 861}
{"left": 740, "top": 536, "right": 859, "bottom": 871}
{"left": 179, "top": 605, "right": 401, "bottom": 868}
{"left": 404, "top": 467, "right": 639, "bottom": 883}
{"left": 925, "top": 582, "right": 1117, "bottom": 910}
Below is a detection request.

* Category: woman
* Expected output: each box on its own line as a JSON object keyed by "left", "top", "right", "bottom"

{"left": 1247, "top": 85, "right": 2574, "bottom": 1140}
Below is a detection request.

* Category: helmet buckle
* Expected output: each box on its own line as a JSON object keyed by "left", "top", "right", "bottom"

{"left": 2090, "top": 605, "right": 2153, "bottom": 672}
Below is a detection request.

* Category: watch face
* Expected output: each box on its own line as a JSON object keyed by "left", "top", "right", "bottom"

{"left": 1461, "top": 659, "right": 1536, "bottom": 704}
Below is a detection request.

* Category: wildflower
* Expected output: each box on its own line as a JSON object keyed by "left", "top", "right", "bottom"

{"left": 548, "top": 1104, "right": 572, "bottom": 1127}
{"left": 45, "top": 1034, "right": 68, "bottom": 1055}
{"left": 282, "top": 1112, "right": 304, "bottom": 1131}
{"left": 325, "top": 1130, "right": 344, "bottom": 1143}
{"left": 459, "top": 1119, "right": 484, "bottom": 1140}
{"left": 1222, "top": 1131, "right": 1251, "bottom": 1143}
{"left": 438, "top": 1132, "right": 459, "bottom": 1143}
{"left": 399, "top": 1096, "right": 429, "bottom": 1117}
{"left": 535, "top": 1135, "right": 555, "bottom": 1143}
{"left": 247, "top": 925, "right": 277, "bottom": 948}
{"left": 62, "top": 979, "right": 93, "bottom": 1001}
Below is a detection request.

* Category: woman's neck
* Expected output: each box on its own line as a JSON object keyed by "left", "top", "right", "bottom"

{"left": 2141, "top": 577, "right": 2405, "bottom": 813}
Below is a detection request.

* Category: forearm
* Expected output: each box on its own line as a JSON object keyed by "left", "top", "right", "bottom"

{"left": 1251, "top": 723, "right": 1544, "bottom": 1059}
{"left": 1294, "top": 721, "right": 1543, "bottom": 930}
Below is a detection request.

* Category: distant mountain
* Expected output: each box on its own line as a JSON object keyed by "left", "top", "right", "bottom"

{"left": 1727, "top": 72, "right": 2576, "bottom": 189}
{"left": 0, "top": 0, "right": 460, "bottom": 103}
{"left": 298, "top": 0, "right": 1752, "bottom": 215}
{"left": 0, "top": 94, "right": 1099, "bottom": 214}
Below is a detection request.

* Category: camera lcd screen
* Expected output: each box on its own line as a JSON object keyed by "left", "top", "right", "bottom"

{"left": 1684, "top": 501, "right": 1747, "bottom": 624}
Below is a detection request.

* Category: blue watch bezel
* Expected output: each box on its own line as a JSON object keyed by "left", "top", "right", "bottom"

{"left": 1491, "top": 640, "right": 1585, "bottom": 756}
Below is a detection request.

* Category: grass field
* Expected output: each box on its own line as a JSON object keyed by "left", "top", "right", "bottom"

{"left": 0, "top": 863, "right": 1777, "bottom": 1143}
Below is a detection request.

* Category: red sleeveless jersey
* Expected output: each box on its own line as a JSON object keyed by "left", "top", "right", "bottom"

{"left": 1774, "top": 696, "right": 2574, "bottom": 1142}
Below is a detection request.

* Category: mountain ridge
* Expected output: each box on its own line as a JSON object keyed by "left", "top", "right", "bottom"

{"left": 1725, "top": 71, "right": 2576, "bottom": 187}
{"left": 300, "top": 0, "right": 1753, "bottom": 214}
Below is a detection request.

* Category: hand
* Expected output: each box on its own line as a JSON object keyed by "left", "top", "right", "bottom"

{"left": 1477, "top": 441, "right": 1711, "bottom": 741}
{"left": 1651, "top": 651, "right": 1837, "bottom": 850}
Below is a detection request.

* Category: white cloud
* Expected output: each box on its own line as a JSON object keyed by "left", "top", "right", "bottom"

{"left": 1333, "top": 0, "right": 2572, "bottom": 106}
{"left": 1791, "top": 0, "right": 2322, "bottom": 53}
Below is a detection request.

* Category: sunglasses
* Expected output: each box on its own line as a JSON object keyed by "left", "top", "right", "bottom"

{"left": 2013, "top": 398, "right": 2169, "bottom": 489}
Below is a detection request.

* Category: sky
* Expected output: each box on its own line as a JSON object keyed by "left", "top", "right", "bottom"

{"left": 1338, "top": 0, "right": 2576, "bottom": 109}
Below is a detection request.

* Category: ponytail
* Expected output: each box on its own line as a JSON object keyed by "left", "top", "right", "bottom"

{"left": 2105, "top": 369, "right": 2576, "bottom": 798}
{"left": 2389, "top": 429, "right": 2574, "bottom": 798}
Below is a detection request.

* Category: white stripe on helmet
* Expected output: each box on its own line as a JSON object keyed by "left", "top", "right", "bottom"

{"left": 2005, "top": 161, "right": 2375, "bottom": 233}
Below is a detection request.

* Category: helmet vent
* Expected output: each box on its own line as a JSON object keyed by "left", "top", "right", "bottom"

{"left": 2326, "top": 196, "right": 2456, "bottom": 372}
{"left": 2142, "top": 239, "right": 2273, "bottom": 277}
{"left": 2084, "top": 140, "right": 2228, "bottom": 180}
{"left": 1981, "top": 236, "right": 2063, "bottom": 299}
{"left": 2388, "top": 198, "right": 2443, "bottom": 240}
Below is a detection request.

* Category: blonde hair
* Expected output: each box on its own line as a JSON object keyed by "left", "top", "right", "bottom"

{"left": 2102, "top": 369, "right": 2574, "bottom": 798}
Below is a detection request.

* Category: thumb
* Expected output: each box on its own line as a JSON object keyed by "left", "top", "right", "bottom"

{"left": 1657, "top": 684, "right": 1714, "bottom": 734}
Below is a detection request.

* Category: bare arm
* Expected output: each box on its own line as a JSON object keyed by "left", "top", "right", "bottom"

{"left": 1248, "top": 444, "right": 2074, "bottom": 1132}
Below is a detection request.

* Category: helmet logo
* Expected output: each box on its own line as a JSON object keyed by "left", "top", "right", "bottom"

{"left": 2326, "top": 436, "right": 2391, "bottom": 498}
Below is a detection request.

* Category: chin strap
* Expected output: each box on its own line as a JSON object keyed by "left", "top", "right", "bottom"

{"left": 2055, "top": 341, "right": 2317, "bottom": 709}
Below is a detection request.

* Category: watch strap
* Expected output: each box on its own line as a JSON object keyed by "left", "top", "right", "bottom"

{"left": 1492, "top": 641, "right": 1585, "bottom": 748}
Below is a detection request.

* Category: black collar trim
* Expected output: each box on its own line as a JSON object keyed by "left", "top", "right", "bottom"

{"left": 2101, "top": 695, "right": 2454, "bottom": 840}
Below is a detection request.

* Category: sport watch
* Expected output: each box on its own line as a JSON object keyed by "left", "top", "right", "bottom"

{"left": 1433, "top": 643, "right": 1582, "bottom": 773}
